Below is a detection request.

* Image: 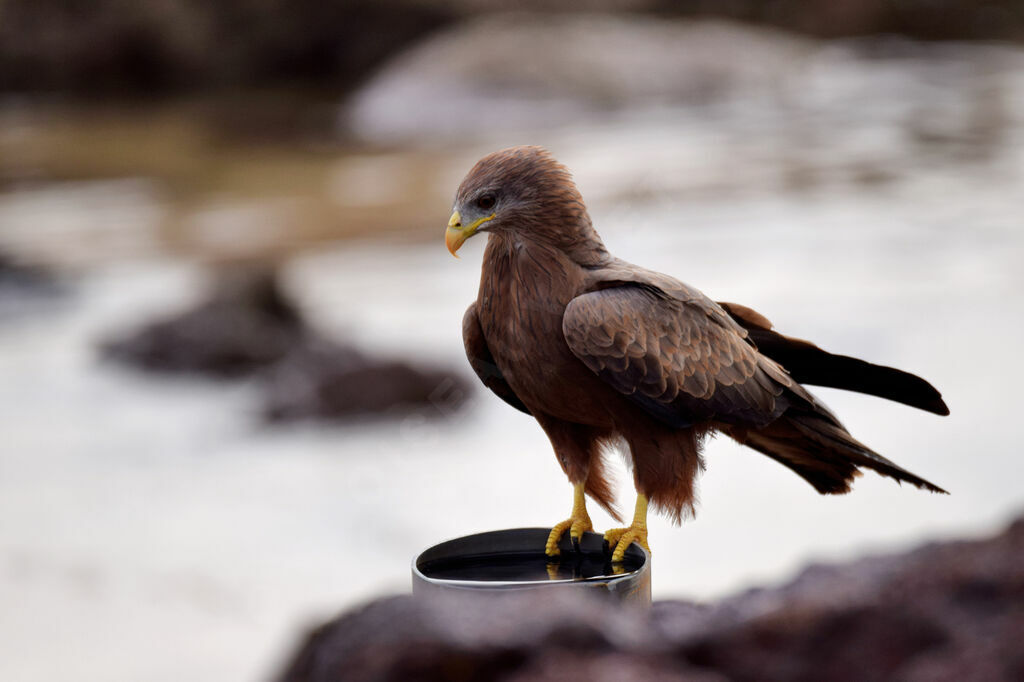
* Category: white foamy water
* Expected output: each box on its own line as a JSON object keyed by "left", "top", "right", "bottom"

{"left": 3, "top": 31, "right": 1024, "bottom": 682}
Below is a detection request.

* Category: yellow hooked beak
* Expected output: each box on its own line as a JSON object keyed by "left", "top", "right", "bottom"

{"left": 445, "top": 210, "right": 495, "bottom": 257}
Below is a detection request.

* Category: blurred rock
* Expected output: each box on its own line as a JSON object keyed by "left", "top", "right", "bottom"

{"left": 0, "top": 250, "right": 64, "bottom": 318}
{"left": 0, "top": 251, "right": 60, "bottom": 292}
{"left": 435, "top": 1, "right": 1024, "bottom": 43}
{"left": 652, "top": 0, "right": 1024, "bottom": 42}
{"left": 277, "top": 590, "right": 711, "bottom": 682}
{"left": 344, "top": 17, "right": 1024, "bottom": 199}
{"left": 0, "top": 0, "right": 454, "bottom": 95}
{"left": 101, "top": 267, "right": 306, "bottom": 377}
{"left": 277, "top": 515, "right": 1024, "bottom": 681}
{"left": 100, "top": 266, "right": 471, "bottom": 422}
{"left": 663, "top": 515, "right": 1024, "bottom": 681}
{"left": 345, "top": 16, "right": 813, "bottom": 143}
{"left": 3, "top": 1, "right": 1024, "bottom": 97}
{"left": 263, "top": 337, "right": 471, "bottom": 423}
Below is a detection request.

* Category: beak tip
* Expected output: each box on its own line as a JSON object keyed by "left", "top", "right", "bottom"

{"left": 445, "top": 225, "right": 466, "bottom": 258}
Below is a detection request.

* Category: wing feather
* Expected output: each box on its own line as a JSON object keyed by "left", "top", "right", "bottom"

{"left": 563, "top": 284, "right": 790, "bottom": 428}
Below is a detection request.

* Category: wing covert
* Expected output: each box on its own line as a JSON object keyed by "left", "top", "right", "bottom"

{"left": 562, "top": 285, "right": 791, "bottom": 428}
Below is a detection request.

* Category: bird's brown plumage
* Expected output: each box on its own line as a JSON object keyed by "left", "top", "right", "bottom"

{"left": 452, "top": 145, "right": 947, "bottom": 531}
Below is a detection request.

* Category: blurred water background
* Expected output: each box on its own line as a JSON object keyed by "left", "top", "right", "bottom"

{"left": 2, "top": 2, "right": 1023, "bottom": 680}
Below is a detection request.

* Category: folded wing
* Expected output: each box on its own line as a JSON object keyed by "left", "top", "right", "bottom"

{"left": 563, "top": 284, "right": 947, "bottom": 495}
{"left": 562, "top": 284, "right": 794, "bottom": 429}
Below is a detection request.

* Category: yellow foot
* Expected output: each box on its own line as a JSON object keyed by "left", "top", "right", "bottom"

{"left": 545, "top": 481, "right": 593, "bottom": 557}
{"left": 545, "top": 513, "right": 593, "bottom": 557}
{"left": 603, "top": 494, "right": 651, "bottom": 562}
{"left": 603, "top": 525, "right": 649, "bottom": 562}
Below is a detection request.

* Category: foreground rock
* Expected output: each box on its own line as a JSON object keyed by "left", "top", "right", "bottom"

{"left": 101, "top": 267, "right": 470, "bottom": 422}
{"left": 277, "top": 516, "right": 1024, "bottom": 681}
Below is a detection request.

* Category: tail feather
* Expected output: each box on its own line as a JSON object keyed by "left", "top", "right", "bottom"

{"left": 747, "top": 329, "right": 950, "bottom": 416}
{"left": 718, "top": 301, "right": 949, "bottom": 416}
{"left": 729, "top": 412, "right": 948, "bottom": 495}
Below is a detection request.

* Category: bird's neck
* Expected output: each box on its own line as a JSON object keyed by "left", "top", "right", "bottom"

{"left": 487, "top": 221, "right": 609, "bottom": 268}
{"left": 480, "top": 233, "right": 590, "bottom": 306}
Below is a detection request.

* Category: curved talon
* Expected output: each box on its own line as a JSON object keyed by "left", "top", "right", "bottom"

{"left": 545, "top": 482, "right": 593, "bottom": 557}
{"left": 603, "top": 525, "right": 650, "bottom": 562}
{"left": 545, "top": 514, "right": 593, "bottom": 557}
{"left": 603, "top": 494, "right": 650, "bottom": 562}
{"left": 545, "top": 519, "right": 571, "bottom": 556}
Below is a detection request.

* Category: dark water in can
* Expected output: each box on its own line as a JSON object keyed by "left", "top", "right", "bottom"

{"left": 413, "top": 528, "right": 649, "bottom": 603}
{"left": 420, "top": 549, "right": 644, "bottom": 583}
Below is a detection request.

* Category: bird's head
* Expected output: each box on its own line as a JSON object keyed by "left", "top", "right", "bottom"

{"left": 445, "top": 146, "right": 604, "bottom": 262}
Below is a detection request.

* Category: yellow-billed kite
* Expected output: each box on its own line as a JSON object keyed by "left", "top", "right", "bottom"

{"left": 446, "top": 146, "right": 948, "bottom": 561}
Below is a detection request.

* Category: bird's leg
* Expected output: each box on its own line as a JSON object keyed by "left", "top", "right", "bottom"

{"left": 545, "top": 481, "right": 593, "bottom": 557}
{"left": 603, "top": 494, "right": 650, "bottom": 562}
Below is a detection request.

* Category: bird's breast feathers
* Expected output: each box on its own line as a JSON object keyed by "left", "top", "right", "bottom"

{"left": 476, "top": 241, "right": 616, "bottom": 419}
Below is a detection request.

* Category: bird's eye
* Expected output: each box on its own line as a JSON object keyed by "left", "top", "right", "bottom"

{"left": 476, "top": 194, "right": 496, "bottom": 211}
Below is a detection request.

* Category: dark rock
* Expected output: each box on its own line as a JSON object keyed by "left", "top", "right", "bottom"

{"left": 4, "top": 0, "right": 1024, "bottom": 97}
{"left": 0, "top": 0, "right": 455, "bottom": 95}
{"left": 278, "top": 591, "right": 714, "bottom": 682}
{"left": 0, "top": 252, "right": 62, "bottom": 292}
{"left": 100, "top": 267, "right": 306, "bottom": 378}
{"left": 0, "top": 251, "right": 66, "bottom": 318}
{"left": 649, "top": 0, "right": 1024, "bottom": 42}
{"left": 100, "top": 265, "right": 471, "bottom": 422}
{"left": 276, "top": 515, "right": 1024, "bottom": 681}
{"left": 0, "top": 252, "right": 55, "bottom": 288}
{"left": 262, "top": 337, "right": 471, "bottom": 423}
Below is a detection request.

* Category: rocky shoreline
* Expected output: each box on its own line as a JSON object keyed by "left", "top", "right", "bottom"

{"left": 277, "top": 515, "right": 1024, "bottom": 681}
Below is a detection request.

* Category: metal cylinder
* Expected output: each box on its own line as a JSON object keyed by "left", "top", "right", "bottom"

{"left": 412, "top": 527, "right": 650, "bottom": 605}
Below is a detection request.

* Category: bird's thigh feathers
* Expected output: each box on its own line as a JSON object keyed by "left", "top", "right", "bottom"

{"left": 533, "top": 414, "right": 624, "bottom": 522}
{"left": 624, "top": 421, "right": 711, "bottom": 524}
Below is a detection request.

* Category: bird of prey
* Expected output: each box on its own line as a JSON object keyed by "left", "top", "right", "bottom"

{"left": 445, "top": 145, "right": 948, "bottom": 562}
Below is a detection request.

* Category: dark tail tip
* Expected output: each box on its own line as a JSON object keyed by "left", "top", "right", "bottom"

{"left": 930, "top": 397, "right": 951, "bottom": 417}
